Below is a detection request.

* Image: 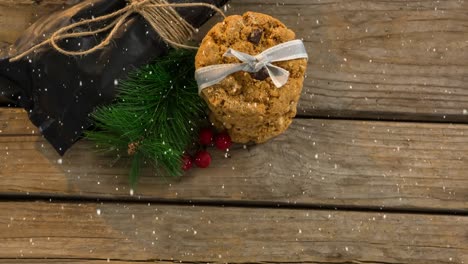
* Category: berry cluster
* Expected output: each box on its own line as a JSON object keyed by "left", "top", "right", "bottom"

{"left": 182, "top": 128, "right": 232, "bottom": 171}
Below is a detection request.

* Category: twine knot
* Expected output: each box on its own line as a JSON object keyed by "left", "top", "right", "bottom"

{"left": 10, "top": 0, "right": 226, "bottom": 62}
{"left": 131, "top": 1, "right": 146, "bottom": 12}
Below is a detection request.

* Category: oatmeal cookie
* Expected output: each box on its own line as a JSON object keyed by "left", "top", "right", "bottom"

{"left": 195, "top": 12, "right": 307, "bottom": 143}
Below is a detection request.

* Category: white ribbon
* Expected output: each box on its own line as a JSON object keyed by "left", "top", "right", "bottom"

{"left": 195, "top": 39, "right": 308, "bottom": 94}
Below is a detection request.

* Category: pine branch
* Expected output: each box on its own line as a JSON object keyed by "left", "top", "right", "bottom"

{"left": 86, "top": 50, "right": 205, "bottom": 186}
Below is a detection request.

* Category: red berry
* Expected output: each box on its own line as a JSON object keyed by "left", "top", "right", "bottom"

{"left": 194, "top": 150, "right": 212, "bottom": 168}
{"left": 199, "top": 128, "right": 214, "bottom": 146}
{"left": 215, "top": 132, "right": 232, "bottom": 151}
{"left": 181, "top": 154, "right": 193, "bottom": 171}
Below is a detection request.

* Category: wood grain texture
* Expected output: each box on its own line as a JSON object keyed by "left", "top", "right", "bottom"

{"left": 0, "top": 108, "right": 37, "bottom": 135}
{"left": 224, "top": 0, "right": 468, "bottom": 121}
{"left": 0, "top": 0, "right": 79, "bottom": 44}
{"left": 0, "top": 202, "right": 466, "bottom": 263}
{"left": 0, "top": 262, "right": 160, "bottom": 264}
{"left": 2, "top": 0, "right": 468, "bottom": 121}
{"left": 1, "top": 109, "right": 467, "bottom": 210}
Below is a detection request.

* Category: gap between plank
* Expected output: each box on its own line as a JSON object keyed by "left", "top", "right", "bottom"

{"left": 0, "top": 193, "right": 466, "bottom": 217}
{"left": 2, "top": 106, "right": 468, "bottom": 131}
{"left": 295, "top": 114, "right": 468, "bottom": 125}
{"left": 0, "top": 257, "right": 386, "bottom": 264}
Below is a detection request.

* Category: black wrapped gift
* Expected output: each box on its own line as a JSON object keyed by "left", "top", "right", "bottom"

{"left": 0, "top": 0, "right": 228, "bottom": 154}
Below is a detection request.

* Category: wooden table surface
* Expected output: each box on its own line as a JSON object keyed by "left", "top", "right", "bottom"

{"left": 0, "top": 0, "right": 467, "bottom": 263}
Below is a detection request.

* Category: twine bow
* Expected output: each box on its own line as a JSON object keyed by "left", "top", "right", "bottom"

{"left": 10, "top": 0, "right": 226, "bottom": 62}
{"left": 195, "top": 39, "right": 308, "bottom": 93}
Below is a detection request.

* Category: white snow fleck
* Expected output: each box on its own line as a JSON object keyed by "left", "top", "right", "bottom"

{"left": 96, "top": 209, "right": 101, "bottom": 215}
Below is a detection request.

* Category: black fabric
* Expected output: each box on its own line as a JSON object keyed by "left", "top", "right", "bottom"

{"left": 0, "top": 0, "right": 227, "bottom": 155}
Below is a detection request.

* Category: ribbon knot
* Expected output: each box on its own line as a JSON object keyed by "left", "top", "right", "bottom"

{"left": 252, "top": 61, "right": 267, "bottom": 72}
{"left": 195, "top": 39, "right": 308, "bottom": 94}
{"left": 229, "top": 52, "right": 265, "bottom": 72}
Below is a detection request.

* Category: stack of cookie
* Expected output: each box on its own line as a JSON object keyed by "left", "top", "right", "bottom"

{"left": 195, "top": 12, "right": 308, "bottom": 144}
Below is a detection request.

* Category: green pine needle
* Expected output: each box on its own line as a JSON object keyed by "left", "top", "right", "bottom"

{"left": 86, "top": 50, "right": 205, "bottom": 186}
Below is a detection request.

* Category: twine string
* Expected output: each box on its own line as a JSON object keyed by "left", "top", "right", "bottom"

{"left": 10, "top": 0, "right": 226, "bottom": 62}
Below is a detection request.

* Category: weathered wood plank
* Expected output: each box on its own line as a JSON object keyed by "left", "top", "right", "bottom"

{"left": 0, "top": 261, "right": 158, "bottom": 264}
{"left": 0, "top": 108, "right": 37, "bottom": 135}
{"left": 1, "top": 109, "right": 467, "bottom": 210}
{"left": 225, "top": 0, "right": 468, "bottom": 121}
{"left": 0, "top": 258, "right": 155, "bottom": 264}
{"left": 0, "top": 202, "right": 466, "bottom": 263}
{"left": 3, "top": 0, "right": 468, "bottom": 121}
{"left": 0, "top": 0, "right": 79, "bottom": 44}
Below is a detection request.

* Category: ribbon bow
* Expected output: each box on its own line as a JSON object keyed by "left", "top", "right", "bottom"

{"left": 195, "top": 39, "right": 308, "bottom": 93}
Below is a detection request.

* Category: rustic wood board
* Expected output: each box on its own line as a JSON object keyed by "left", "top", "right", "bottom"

{"left": 3, "top": 0, "right": 468, "bottom": 121}
{"left": 0, "top": 2, "right": 467, "bottom": 263}
{"left": 0, "top": 0, "right": 80, "bottom": 44}
{"left": 226, "top": 0, "right": 468, "bottom": 121}
{"left": 1, "top": 109, "right": 467, "bottom": 211}
{"left": 0, "top": 258, "right": 157, "bottom": 264}
{"left": 0, "top": 201, "right": 466, "bottom": 263}
{"left": 0, "top": 108, "right": 37, "bottom": 136}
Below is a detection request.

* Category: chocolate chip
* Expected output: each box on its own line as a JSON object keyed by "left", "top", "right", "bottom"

{"left": 248, "top": 28, "right": 263, "bottom": 45}
{"left": 250, "top": 67, "right": 269, "bottom": 81}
